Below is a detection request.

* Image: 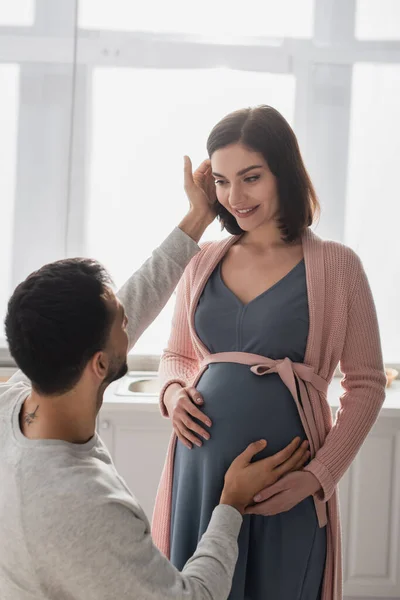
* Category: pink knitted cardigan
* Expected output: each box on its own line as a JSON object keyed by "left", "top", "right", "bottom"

{"left": 152, "top": 227, "right": 386, "bottom": 600}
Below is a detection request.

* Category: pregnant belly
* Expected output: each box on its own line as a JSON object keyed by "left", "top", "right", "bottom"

{"left": 192, "top": 363, "right": 307, "bottom": 465}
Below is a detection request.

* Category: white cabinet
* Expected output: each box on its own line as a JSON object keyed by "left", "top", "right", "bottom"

{"left": 98, "top": 407, "right": 171, "bottom": 519}
{"left": 99, "top": 380, "right": 400, "bottom": 599}
{"left": 339, "top": 414, "right": 400, "bottom": 598}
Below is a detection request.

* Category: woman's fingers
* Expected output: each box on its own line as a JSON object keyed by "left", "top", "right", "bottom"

{"left": 185, "top": 386, "right": 204, "bottom": 406}
{"left": 178, "top": 423, "right": 203, "bottom": 448}
{"left": 184, "top": 390, "right": 212, "bottom": 427}
{"left": 179, "top": 398, "right": 211, "bottom": 440}
{"left": 181, "top": 413, "right": 210, "bottom": 440}
{"left": 172, "top": 388, "right": 212, "bottom": 445}
{"left": 176, "top": 430, "right": 192, "bottom": 450}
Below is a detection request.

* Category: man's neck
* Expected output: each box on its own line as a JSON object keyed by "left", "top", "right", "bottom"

{"left": 20, "top": 387, "right": 99, "bottom": 444}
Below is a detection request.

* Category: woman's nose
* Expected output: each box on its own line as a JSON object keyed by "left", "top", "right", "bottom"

{"left": 228, "top": 185, "right": 242, "bottom": 208}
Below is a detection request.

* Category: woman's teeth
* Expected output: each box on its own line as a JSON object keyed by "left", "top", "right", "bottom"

{"left": 235, "top": 206, "right": 259, "bottom": 216}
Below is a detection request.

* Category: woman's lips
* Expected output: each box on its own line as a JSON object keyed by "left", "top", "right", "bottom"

{"left": 233, "top": 205, "right": 260, "bottom": 218}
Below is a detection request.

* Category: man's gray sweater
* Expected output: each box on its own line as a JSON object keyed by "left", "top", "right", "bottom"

{"left": 0, "top": 228, "right": 242, "bottom": 600}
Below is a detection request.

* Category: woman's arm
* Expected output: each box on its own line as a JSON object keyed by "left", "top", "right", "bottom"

{"left": 158, "top": 268, "right": 201, "bottom": 417}
{"left": 304, "top": 257, "right": 386, "bottom": 501}
{"left": 247, "top": 254, "right": 386, "bottom": 515}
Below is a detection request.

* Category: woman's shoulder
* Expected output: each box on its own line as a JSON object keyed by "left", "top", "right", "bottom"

{"left": 308, "top": 235, "right": 366, "bottom": 304}
{"left": 321, "top": 238, "right": 363, "bottom": 272}
{"left": 189, "top": 236, "right": 235, "bottom": 266}
{"left": 308, "top": 229, "right": 363, "bottom": 272}
{"left": 198, "top": 237, "right": 233, "bottom": 253}
{"left": 181, "top": 236, "right": 236, "bottom": 285}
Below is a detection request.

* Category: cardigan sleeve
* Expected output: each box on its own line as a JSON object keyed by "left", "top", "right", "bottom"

{"left": 158, "top": 267, "right": 201, "bottom": 417}
{"left": 304, "top": 257, "right": 386, "bottom": 501}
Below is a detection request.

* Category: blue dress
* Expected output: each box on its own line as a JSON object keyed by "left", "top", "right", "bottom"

{"left": 170, "top": 259, "right": 327, "bottom": 599}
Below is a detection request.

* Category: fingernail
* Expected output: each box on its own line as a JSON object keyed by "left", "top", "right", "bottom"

{"left": 196, "top": 440, "right": 202, "bottom": 447}
{"left": 203, "top": 433, "right": 210, "bottom": 440}
{"left": 254, "top": 495, "right": 261, "bottom": 502}
{"left": 206, "top": 420, "right": 212, "bottom": 427}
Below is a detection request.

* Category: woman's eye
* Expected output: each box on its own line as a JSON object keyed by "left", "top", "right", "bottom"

{"left": 214, "top": 179, "right": 226, "bottom": 186}
{"left": 245, "top": 175, "right": 260, "bottom": 183}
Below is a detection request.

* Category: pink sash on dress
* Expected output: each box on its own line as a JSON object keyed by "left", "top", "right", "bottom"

{"left": 152, "top": 352, "right": 329, "bottom": 557}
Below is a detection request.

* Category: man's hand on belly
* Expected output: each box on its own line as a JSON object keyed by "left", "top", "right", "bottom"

{"left": 220, "top": 437, "right": 310, "bottom": 515}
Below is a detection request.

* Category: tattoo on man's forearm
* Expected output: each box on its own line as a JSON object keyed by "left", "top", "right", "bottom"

{"left": 24, "top": 405, "right": 39, "bottom": 426}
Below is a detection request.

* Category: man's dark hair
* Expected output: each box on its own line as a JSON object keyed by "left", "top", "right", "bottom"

{"left": 207, "top": 105, "right": 320, "bottom": 243}
{"left": 5, "top": 258, "right": 114, "bottom": 395}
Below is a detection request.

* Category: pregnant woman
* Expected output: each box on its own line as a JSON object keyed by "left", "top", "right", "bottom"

{"left": 152, "top": 105, "right": 386, "bottom": 600}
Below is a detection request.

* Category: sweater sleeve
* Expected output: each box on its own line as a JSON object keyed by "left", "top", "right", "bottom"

{"left": 33, "top": 482, "right": 242, "bottom": 600}
{"left": 304, "top": 257, "right": 386, "bottom": 501}
{"left": 117, "top": 227, "right": 199, "bottom": 351}
{"left": 158, "top": 266, "right": 201, "bottom": 417}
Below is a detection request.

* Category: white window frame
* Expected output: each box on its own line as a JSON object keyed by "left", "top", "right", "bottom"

{"left": 1, "top": 0, "right": 400, "bottom": 371}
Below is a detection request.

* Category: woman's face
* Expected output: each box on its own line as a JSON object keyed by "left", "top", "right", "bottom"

{"left": 211, "top": 143, "right": 279, "bottom": 233}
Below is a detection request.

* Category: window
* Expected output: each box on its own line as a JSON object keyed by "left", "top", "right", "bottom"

{"left": 79, "top": 0, "right": 315, "bottom": 38}
{"left": 0, "top": 2, "right": 34, "bottom": 26}
{"left": 345, "top": 63, "right": 400, "bottom": 362}
{"left": 355, "top": 0, "right": 400, "bottom": 40}
{"left": 0, "top": 65, "right": 19, "bottom": 344}
{"left": 1, "top": 1, "right": 399, "bottom": 366}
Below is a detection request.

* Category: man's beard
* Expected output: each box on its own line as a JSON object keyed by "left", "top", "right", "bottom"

{"left": 96, "top": 356, "right": 128, "bottom": 412}
{"left": 105, "top": 356, "right": 128, "bottom": 384}
{"left": 107, "top": 359, "right": 128, "bottom": 384}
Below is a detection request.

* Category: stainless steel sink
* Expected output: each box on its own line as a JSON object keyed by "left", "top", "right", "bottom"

{"left": 115, "top": 371, "right": 159, "bottom": 396}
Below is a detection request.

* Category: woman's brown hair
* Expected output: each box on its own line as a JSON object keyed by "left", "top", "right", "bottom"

{"left": 206, "top": 105, "right": 319, "bottom": 242}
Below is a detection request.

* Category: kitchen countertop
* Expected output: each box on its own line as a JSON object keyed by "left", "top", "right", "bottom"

{"left": 102, "top": 375, "right": 400, "bottom": 418}
{"left": 1, "top": 368, "right": 398, "bottom": 417}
